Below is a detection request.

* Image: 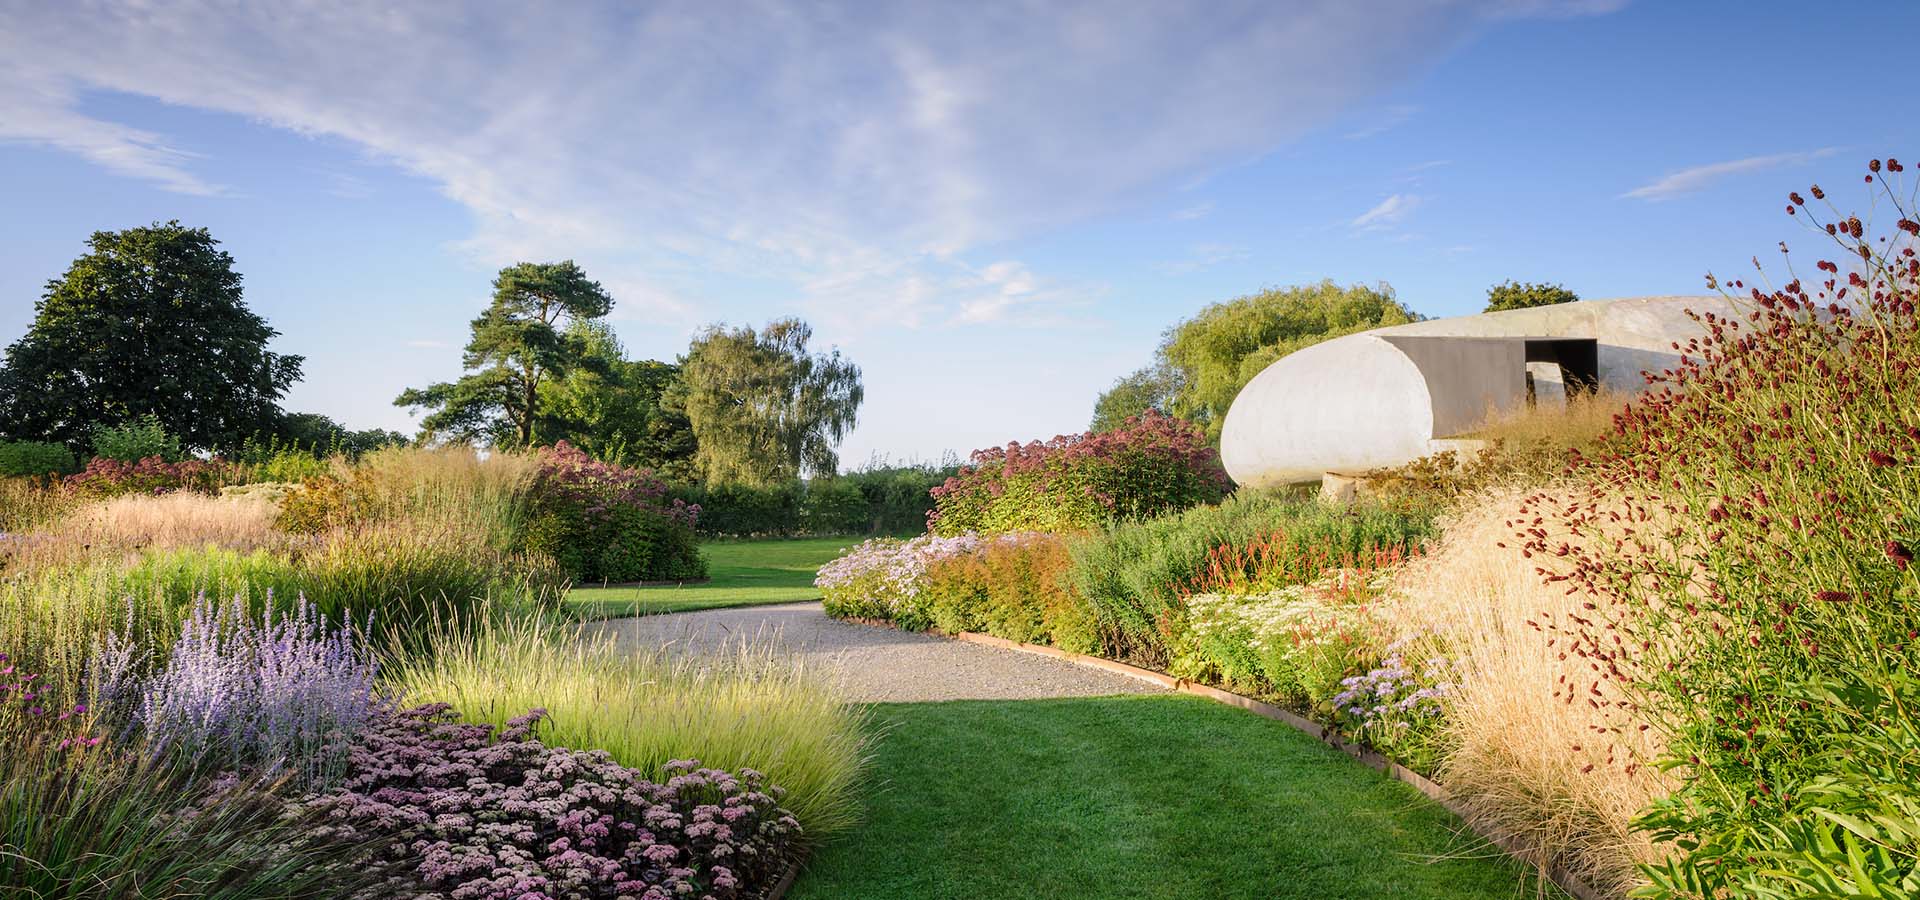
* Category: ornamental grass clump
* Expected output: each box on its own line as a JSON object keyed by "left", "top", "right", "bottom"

{"left": 387, "top": 613, "right": 870, "bottom": 841}
{"left": 293, "top": 703, "right": 801, "bottom": 899}
{"left": 1523, "top": 161, "right": 1920, "bottom": 897}
{"left": 928, "top": 411, "right": 1227, "bottom": 536}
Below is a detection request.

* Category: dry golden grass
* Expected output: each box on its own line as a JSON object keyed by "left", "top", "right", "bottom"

{"left": 352, "top": 445, "right": 538, "bottom": 547}
{"left": 58, "top": 493, "right": 283, "bottom": 551}
{"left": 1387, "top": 485, "right": 1669, "bottom": 898}
{"left": 1462, "top": 387, "right": 1626, "bottom": 450}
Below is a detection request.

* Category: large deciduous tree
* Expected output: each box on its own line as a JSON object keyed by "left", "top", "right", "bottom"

{"left": 1094, "top": 280, "right": 1418, "bottom": 442}
{"left": 540, "top": 320, "right": 698, "bottom": 480}
{"left": 395, "top": 261, "right": 614, "bottom": 446}
{"left": 0, "top": 222, "right": 303, "bottom": 452}
{"left": 677, "top": 318, "right": 861, "bottom": 486}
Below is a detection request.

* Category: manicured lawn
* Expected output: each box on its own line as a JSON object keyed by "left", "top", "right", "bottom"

{"left": 792, "top": 695, "right": 1554, "bottom": 900}
{"left": 565, "top": 536, "right": 858, "bottom": 618}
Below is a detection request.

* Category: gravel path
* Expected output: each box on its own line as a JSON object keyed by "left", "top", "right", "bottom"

{"left": 590, "top": 602, "right": 1164, "bottom": 703}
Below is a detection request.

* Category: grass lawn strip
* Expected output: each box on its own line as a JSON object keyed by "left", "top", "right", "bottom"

{"left": 792, "top": 695, "right": 1557, "bottom": 900}
{"left": 565, "top": 536, "right": 855, "bottom": 618}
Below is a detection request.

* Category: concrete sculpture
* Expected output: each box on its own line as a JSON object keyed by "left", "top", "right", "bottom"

{"left": 1218, "top": 295, "right": 1737, "bottom": 487}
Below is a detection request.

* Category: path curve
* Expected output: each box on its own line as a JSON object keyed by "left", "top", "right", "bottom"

{"left": 591, "top": 602, "right": 1162, "bottom": 703}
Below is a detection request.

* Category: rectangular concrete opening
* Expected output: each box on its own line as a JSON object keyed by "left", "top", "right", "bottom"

{"left": 1522, "top": 338, "right": 1598, "bottom": 407}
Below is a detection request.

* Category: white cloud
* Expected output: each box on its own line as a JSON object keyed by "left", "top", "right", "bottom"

{"left": 404, "top": 339, "right": 449, "bottom": 350}
{"left": 0, "top": 1, "right": 1619, "bottom": 329}
{"left": 1352, "top": 193, "right": 1422, "bottom": 231}
{"left": 1623, "top": 148, "right": 1841, "bottom": 201}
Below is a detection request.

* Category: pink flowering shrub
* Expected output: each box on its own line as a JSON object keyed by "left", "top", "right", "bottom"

{"left": 927, "top": 411, "right": 1228, "bottom": 536}
{"left": 523, "top": 441, "right": 706, "bottom": 583}
{"left": 64, "top": 455, "right": 229, "bottom": 497}
{"left": 295, "top": 703, "right": 799, "bottom": 900}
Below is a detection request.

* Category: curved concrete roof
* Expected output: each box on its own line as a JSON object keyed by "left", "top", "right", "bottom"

{"left": 1218, "top": 295, "right": 1734, "bottom": 487}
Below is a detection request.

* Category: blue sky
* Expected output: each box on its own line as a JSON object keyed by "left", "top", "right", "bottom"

{"left": 2, "top": 1, "right": 1914, "bottom": 466}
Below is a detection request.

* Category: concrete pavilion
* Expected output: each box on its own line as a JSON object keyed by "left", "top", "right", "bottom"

{"left": 1217, "top": 295, "right": 1738, "bottom": 488}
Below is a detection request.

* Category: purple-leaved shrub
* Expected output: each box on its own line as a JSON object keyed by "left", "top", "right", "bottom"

{"left": 91, "top": 594, "right": 380, "bottom": 790}
{"left": 295, "top": 703, "right": 800, "bottom": 900}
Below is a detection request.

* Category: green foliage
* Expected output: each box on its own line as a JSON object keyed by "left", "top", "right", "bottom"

{"left": 274, "top": 412, "right": 409, "bottom": 457}
{"left": 107, "top": 527, "right": 563, "bottom": 642}
{"left": 678, "top": 318, "right": 862, "bottom": 486}
{"left": 1065, "top": 493, "right": 1431, "bottom": 667}
{"left": 1097, "top": 280, "right": 1417, "bottom": 443}
{"left": 1483, "top": 279, "right": 1579, "bottom": 313}
{"left": 0, "top": 440, "right": 76, "bottom": 477}
{"left": 89, "top": 414, "right": 183, "bottom": 462}
{"left": 0, "top": 222, "right": 303, "bottom": 452}
{"left": 675, "top": 466, "right": 945, "bottom": 538}
{"left": 1089, "top": 364, "right": 1180, "bottom": 433}
{"left": 396, "top": 260, "right": 615, "bottom": 447}
{"left": 538, "top": 322, "right": 699, "bottom": 479}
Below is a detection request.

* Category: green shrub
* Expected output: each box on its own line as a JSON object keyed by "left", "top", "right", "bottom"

{"left": 1482, "top": 279, "right": 1578, "bottom": 313}
{"left": 1066, "top": 493, "right": 1431, "bottom": 667}
{"left": 929, "top": 412, "right": 1227, "bottom": 536}
{"left": 678, "top": 465, "right": 949, "bottom": 538}
{"left": 521, "top": 442, "right": 704, "bottom": 584}
{"left": 89, "top": 414, "right": 182, "bottom": 462}
{"left": 680, "top": 480, "right": 804, "bottom": 537}
{"left": 0, "top": 440, "right": 76, "bottom": 477}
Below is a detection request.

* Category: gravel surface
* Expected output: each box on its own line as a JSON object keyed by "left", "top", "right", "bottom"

{"left": 590, "top": 602, "right": 1164, "bottom": 703}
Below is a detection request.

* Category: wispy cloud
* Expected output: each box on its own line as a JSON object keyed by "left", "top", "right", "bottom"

{"left": 0, "top": 1, "right": 1620, "bottom": 330}
{"left": 1170, "top": 202, "right": 1215, "bottom": 222}
{"left": 1352, "top": 193, "right": 1422, "bottom": 231}
{"left": 1623, "top": 148, "right": 1841, "bottom": 200}
{"left": 404, "top": 339, "right": 449, "bottom": 350}
{"left": 1344, "top": 104, "right": 1418, "bottom": 140}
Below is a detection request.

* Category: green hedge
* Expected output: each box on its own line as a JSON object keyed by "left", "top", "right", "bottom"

{"left": 0, "top": 441, "right": 77, "bottom": 477}
{"left": 678, "top": 466, "right": 950, "bottom": 538}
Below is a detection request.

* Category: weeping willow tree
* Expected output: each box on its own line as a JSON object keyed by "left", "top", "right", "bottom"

{"left": 676, "top": 318, "right": 862, "bottom": 486}
{"left": 1093, "top": 280, "right": 1418, "bottom": 442}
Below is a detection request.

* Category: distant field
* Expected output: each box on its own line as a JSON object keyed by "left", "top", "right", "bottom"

{"left": 564, "top": 536, "right": 861, "bottom": 619}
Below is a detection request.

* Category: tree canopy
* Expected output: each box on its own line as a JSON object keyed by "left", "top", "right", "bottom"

{"left": 1484, "top": 280, "right": 1579, "bottom": 312}
{"left": 0, "top": 222, "right": 303, "bottom": 452}
{"left": 395, "top": 261, "right": 614, "bottom": 446}
{"left": 539, "top": 320, "right": 697, "bottom": 480}
{"left": 1095, "top": 280, "right": 1418, "bottom": 441}
{"left": 677, "top": 318, "right": 862, "bottom": 486}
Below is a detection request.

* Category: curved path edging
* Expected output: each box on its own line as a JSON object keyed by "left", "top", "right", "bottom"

{"left": 940, "top": 629, "right": 1611, "bottom": 900}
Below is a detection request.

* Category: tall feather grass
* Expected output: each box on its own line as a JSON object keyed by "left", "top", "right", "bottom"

{"left": 386, "top": 613, "right": 871, "bottom": 843}
{"left": 1385, "top": 486, "right": 1669, "bottom": 897}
